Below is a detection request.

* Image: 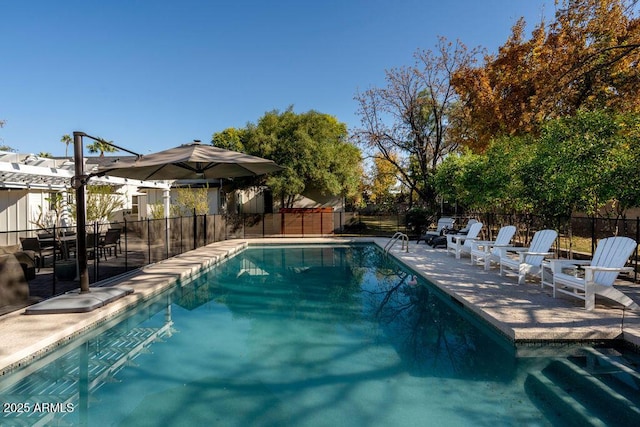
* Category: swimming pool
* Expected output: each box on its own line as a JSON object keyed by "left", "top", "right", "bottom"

{"left": 1, "top": 244, "right": 639, "bottom": 426}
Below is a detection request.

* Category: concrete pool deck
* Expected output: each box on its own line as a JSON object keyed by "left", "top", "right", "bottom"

{"left": 1, "top": 237, "right": 639, "bottom": 376}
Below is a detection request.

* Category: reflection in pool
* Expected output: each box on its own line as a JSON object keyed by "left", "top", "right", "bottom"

{"left": 1, "top": 244, "right": 639, "bottom": 426}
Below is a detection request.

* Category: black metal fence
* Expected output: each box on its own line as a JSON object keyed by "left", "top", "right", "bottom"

{"left": 1, "top": 211, "right": 639, "bottom": 297}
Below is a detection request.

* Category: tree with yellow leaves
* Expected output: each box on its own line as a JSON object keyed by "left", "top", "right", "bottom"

{"left": 367, "top": 155, "right": 399, "bottom": 209}
{"left": 452, "top": 0, "right": 640, "bottom": 151}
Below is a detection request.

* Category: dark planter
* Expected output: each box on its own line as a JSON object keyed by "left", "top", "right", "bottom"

{"left": 55, "top": 261, "right": 77, "bottom": 281}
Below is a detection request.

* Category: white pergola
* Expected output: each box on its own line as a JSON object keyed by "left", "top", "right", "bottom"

{"left": 0, "top": 151, "right": 172, "bottom": 248}
{"left": 0, "top": 151, "right": 170, "bottom": 191}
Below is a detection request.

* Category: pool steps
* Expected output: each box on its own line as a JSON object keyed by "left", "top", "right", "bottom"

{"left": 525, "top": 348, "right": 640, "bottom": 426}
{"left": 0, "top": 320, "right": 174, "bottom": 425}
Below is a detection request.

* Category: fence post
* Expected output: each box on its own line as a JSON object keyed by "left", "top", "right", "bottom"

{"left": 591, "top": 216, "right": 596, "bottom": 255}
{"left": 180, "top": 216, "right": 183, "bottom": 254}
{"left": 94, "top": 221, "right": 100, "bottom": 283}
{"left": 165, "top": 216, "right": 169, "bottom": 260}
{"left": 633, "top": 216, "right": 640, "bottom": 283}
{"left": 204, "top": 214, "right": 208, "bottom": 246}
{"left": 124, "top": 218, "right": 128, "bottom": 271}
{"left": 193, "top": 209, "right": 197, "bottom": 251}
{"left": 147, "top": 218, "right": 151, "bottom": 264}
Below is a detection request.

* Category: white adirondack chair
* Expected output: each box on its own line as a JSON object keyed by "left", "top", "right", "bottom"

{"left": 470, "top": 225, "right": 517, "bottom": 271}
{"left": 543, "top": 236, "right": 639, "bottom": 311}
{"left": 418, "top": 217, "right": 455, "bottom": 244}
{"left": 456, "top": 218, "right": 479, "bottom": 234}
{"left": 498, "top": 229, "right": 557, "bottom": 284}
{"left": 446, "top": 222, "right": 483, "bottom": 259}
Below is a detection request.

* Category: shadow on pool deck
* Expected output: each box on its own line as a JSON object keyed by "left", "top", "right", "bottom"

{"left": 27, "top": 249, "right": 147, "bottom": 300}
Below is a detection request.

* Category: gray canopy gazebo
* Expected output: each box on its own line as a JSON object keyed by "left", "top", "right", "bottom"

{"left": 95, "top": 141, "right": 283, "bottom": 181}
{"left": 73, "top": 135, "right": 283, "bottom": 295}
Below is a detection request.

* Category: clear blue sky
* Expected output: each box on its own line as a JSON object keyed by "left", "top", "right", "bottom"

{"left": 1, "top": 0, "right": 556, "bottom": 156}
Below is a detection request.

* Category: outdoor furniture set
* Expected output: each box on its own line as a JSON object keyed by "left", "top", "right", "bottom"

{"left": 419, "top": 219, "right": 639, "bottom": 311}
{"left": 19, "top": 228, "right": 122, "bottom": 270}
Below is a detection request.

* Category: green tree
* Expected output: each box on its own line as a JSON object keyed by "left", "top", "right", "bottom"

{"left": 521, "top": 111, "right": 617, "bottom": 224}
{"left": 433, "top": 149, "right": 490, "bottom": 211}
{"left": 465, "top": 135, "right": 535, "bottom": 213}
{"left": 66, "top": 185, "right": 125, "bottom": 224}
{"left": 61, "top": 134, "right": 72, "bottom": 158}
{"left": 213, "top": 108, "right": 363, "bottom": 208}
{"left": 211, "top": 127, "right": 247, "bottom": 152}
{"left": 604, "top": 112, "right": 640, "bottom": 216}
{"left": 434, "top": 110, "right": 640, "bottom": 222}
{"left": 30, "top": 192, "right": 65, "bottom": 231}
{"left": 85, "top": 185, "right": 125, "bottom": 222}
{"left": 170, "top": 186, "right": 209, "bottom": 216}
{"left": 87, "top": 137, "right": 118, "bottom": 157}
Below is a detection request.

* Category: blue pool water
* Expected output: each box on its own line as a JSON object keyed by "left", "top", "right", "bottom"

{"left": 1, "top": 244, "right": 639, "bottom": 426}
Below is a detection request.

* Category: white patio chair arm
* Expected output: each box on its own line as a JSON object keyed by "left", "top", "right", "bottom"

{"left": 449, "top": 235, "right": 475, "bottom": 243}
{"left": 506, "top": 247, "right": 529, "bottom": 253}
{"left": 472, "top": 240, "right": 494, "bottom": 246}
{"left": 583, "top": 266, "right": 634, "bottom": 273}
{"left": 544, "top": 259, "right": 590, "bottom": 273}
{"left": 544, "top": 258, "right": 589, "bottom": 265}
{"left": 474, "top": 241, "right": 511, "bottom": 251}
{"left": 518, "top": 251, "right": 554, "bottom": 262}
{"left": 583, "top": 265, "right": 634, "bottom": 284}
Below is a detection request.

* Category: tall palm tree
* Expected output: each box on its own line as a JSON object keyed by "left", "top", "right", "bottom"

{"left": 87, "top": 138, "right": 118, "bottom": 157}
{"left": 61, "top": 134, "right": 72, "bottom": 158}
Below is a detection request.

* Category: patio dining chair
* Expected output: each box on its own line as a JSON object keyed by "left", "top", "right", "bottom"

{"left": 86, "top": 233, "right": 101, "bottom": 260}
{"left": 100, "top": 229, "right": 121, "bottom": 259}
{"left": 20, "top": 237, "right": 58, "bottom": 271}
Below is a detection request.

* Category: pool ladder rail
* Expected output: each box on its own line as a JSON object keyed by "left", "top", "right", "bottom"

{"left": 384, "top": 232, "right": 409, "bottom": 254}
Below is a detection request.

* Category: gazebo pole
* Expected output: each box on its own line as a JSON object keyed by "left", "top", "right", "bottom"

{"left": 72, "top": 131, "right": 141, "bottom": 293}
{"left": 73, "top": 131, "right": 90, "bottom": 293}
{"left": 164, "top": 187, "right": 171, "bottom": 257}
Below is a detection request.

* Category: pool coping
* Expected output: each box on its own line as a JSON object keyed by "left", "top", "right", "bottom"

{"left": 1, "top": 237, "right": 639, "bottom": 377}
{"left": 379, "top": 237, "right": 640, "bottom": 350}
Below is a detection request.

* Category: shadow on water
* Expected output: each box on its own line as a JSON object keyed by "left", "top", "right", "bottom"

{"left": 358, "top": 251, "right": 517, "bottom": 381}
{"left": 4, "top": 245, "right": 640, "bottom": 426}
